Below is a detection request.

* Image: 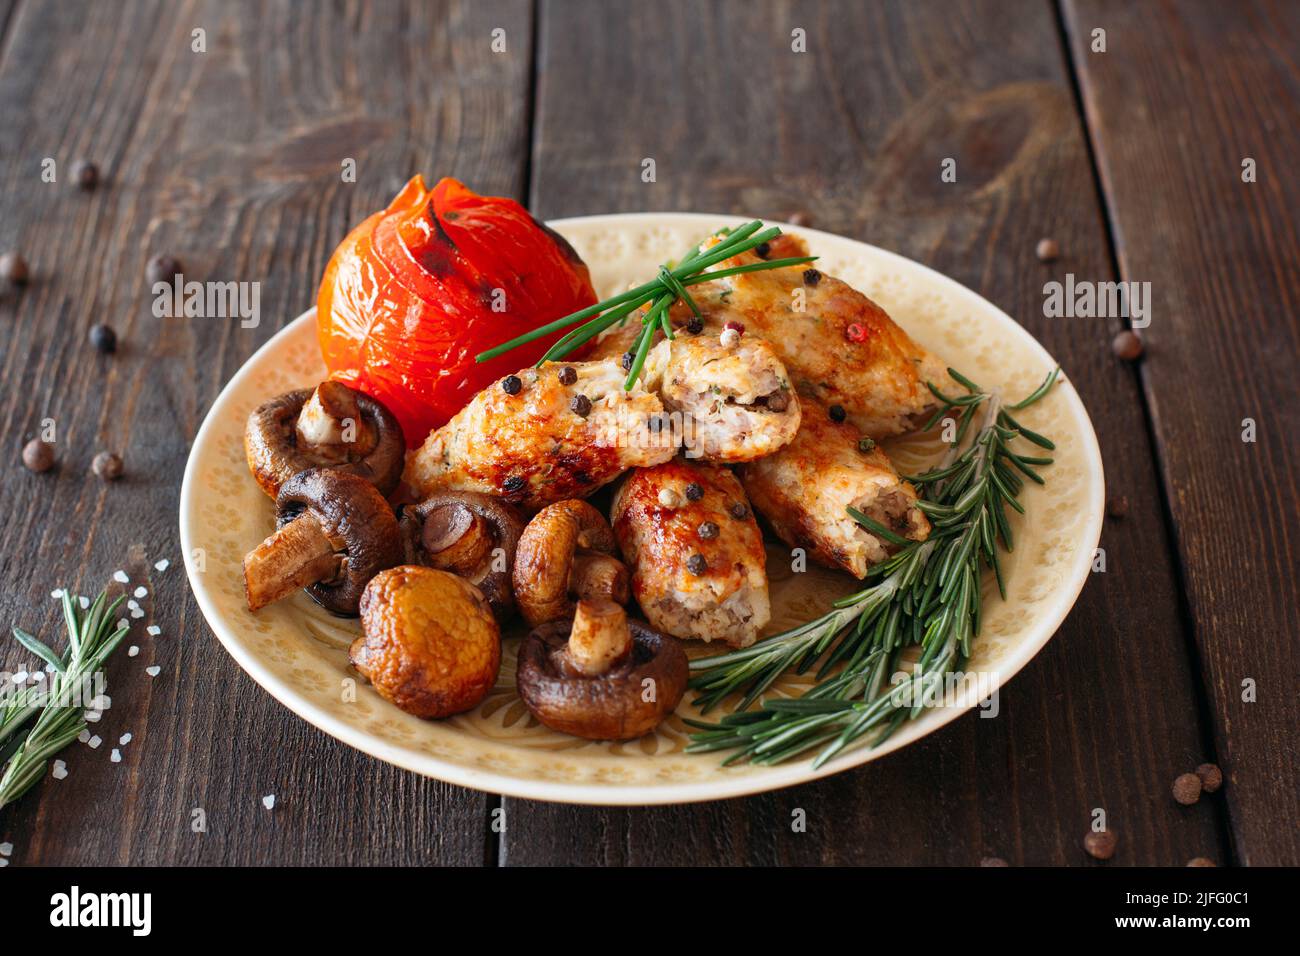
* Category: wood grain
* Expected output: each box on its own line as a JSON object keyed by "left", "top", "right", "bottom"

{"left": 510, "top": 0, "right": 1225, "bottom": 865}
{"left": 0, "top": 0, "right": 531, "bottom": 865}
{"left": 1064, "top": 0, "right": 1300, "bottom": 865}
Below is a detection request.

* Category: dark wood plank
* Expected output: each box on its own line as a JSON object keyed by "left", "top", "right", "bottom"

{"left": 0, "top": 0, "right": 532, "bottom": 865}
{"left": 1063, "top": 0, "right": 1300, "bottom": 865}
{"left": 508, "top": 0, "right": 1224, "bottom": 865}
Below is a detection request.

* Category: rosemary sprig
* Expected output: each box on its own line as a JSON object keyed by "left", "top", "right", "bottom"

{"left": 474, "top": 220, "right": 816, "bottom": 389}
{"left": 0, "top": 589, "right": 129, "bottom": 808}
{"left": 686, "top": 368, "right": 1060, "bottom": 768}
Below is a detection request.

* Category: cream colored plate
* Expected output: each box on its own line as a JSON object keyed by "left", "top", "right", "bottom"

{"left": 180, "top": 213, "right": 1104, "bottom": 804}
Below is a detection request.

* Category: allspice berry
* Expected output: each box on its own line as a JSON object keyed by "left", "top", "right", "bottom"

{"left": 22, "top": 439, "right": 55, "bottom": 473}
{"left": 146, "top": 254, "right": 182, "bottom": 286}
{"left": 1112, "top": 330, "right": 1144, "bottom": 361}
{"left": 92, "top": 451, "right": 123, "bottom": 481}
{"left": 1035, "top": 238, "right": 1060, "bottom": 262}
{"left": 1187, "top": 857, "right": 1216, "bottom": 867}
{"left": 1195, "top": 763, "right": 1223, "bottom": 793}
{"left": 1172, "top": 772, "right": 1203, "bottom": 805}
{"left": 1084, "top": 830, "right": 1117, "bottom": 861}
{"left": 71, "top": 160, "right": 100, "bottom": 190}
{"left": 1, "top": 251, "right": 29, "bottom": 285}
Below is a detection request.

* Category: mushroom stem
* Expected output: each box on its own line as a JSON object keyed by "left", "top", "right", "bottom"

{"left": 566, "top": 600, "right": 633, "bottom": 676}
{"left": 569, "top": 552, "right": 630, "bottom": 606}
{"left": 421, "top": 503, "right": 492, "bottom": 575}
{"left": 296, "top": 381, "right": 374, "bottom": 457}
{"left": 243, "top": 512, "right": 342, "bottom": 611}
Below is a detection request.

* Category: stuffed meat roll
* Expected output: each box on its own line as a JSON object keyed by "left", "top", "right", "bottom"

{"left": 404, "top": 360, "right": 676, "bottom": 511}
{"left": 641, "top": 329, "right": 801, "bottom": 462}
{"left": 593, "top": 231, "right": 953, "bottom": 440}
{"left": 611, "top": 459, "right": 770, "bottom": 648}
{"left": 737, "top": 399, "right": 930, "bottom": 579}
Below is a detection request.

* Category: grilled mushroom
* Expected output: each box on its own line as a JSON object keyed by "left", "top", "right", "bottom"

{"left": 516, "top": 599, "right": 687, "bottom": 740}
{"left": 351, "top": 566, "right": 501, "bottom": 719}
{"left": 242, "top": 468, "right": 402, "bottom": 615}
{"left": 512, "top": 499, "right": 630, "bottom": 627}
{"left": 399, "top": 492, "right": 525, "bottom": 622}
{"left": 244, "top": 381, "right": 405, "bottom": 499}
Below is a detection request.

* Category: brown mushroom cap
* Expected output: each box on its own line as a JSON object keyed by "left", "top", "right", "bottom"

{"left": 513, "top": 499, "right": 630, "bottom": 627}
{"left": 399, "top": 492, "right": 524, "bottom": 622}
{"left": 274, "top": 468, "right": 403, "bottom": 615}
{"left": 516, "top": 614, "right": 688, "bottom": 740}
{"left": 244, "top": 382, "right": 405, "bottom": 499}
{"left": 352, "top": 566, "right": 501, "bottom": 719}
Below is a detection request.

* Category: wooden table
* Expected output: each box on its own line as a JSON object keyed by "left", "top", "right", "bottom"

{"left": 1, "top": 0, "right": 1295, "bottom": 867}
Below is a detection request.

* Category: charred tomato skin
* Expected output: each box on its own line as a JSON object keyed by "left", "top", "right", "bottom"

{"left": 317, "top": 176, "right": 597, "bottom": 448}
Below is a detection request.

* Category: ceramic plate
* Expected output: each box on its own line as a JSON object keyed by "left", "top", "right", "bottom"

{"left": 180, "top": 213, "right": 1104, "bottom": 804}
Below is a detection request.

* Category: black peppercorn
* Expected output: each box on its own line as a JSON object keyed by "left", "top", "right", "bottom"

{"left": 828, "top": 404, "right": 846, "bottom": 423}
{"left": 146, "top": 254, "right": 182, "bottom": 286}
{"left": 621, "top": 351, "right": 633, "bottom": 371}
{"left": 684, "top": 482, "right": 703, "bottom": 501}
{"left": 71, "top": 160, "right": 99, "bottom": 190}
{"left": 686, "top": 315, "right": 704, "bottom": 335}
{"left": 802, "top": 268, "right": 821, "bottom": 287}
{"left": 557, "top": 366, "right": 577, "bottom": 385}
{"left": 570, "top": 394, "right": 592, "bottom": 418}
{"left": 501, "top": 375, "right": 522, "bottom": 395}
{"left": 503, "top": 476, "right": 525, "bottom": 492}
{"left": 89, "top": 324, "right": 117, "bottom": 353}
{"left": 686, "top": 554, "right": 707, "bottom": 575}
{"left": 766, "top": 390, "right": 789, "bottom": 413}
{"left": 697, "top": 521, "right": 719, "bottom": 540}
{"left": 857, "top": 437, "right": 876, "bottom": 453}
{"left": 729, "top": 503, "right": 748, "bottom": 520}
{"left": 754, "top": 242, "right": 770, "bottom": 259}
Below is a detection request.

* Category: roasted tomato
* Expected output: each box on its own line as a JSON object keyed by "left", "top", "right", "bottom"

{"left": 317, "top": 176, "right": 597, "bottom": 447}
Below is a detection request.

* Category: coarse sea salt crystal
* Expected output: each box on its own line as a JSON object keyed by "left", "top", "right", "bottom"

{"left": 145, "top": 666, "right": 160, "bottom": 677}
{"left": 52, "top": 760, "right": 68, "bottom": 780}
{"left": 11, "top": 672, "right": 26, "bottom": 683}
{"left": 128, "top": 645, "right": 139, "bottom": 657}
{"left": 133, "top": 586, "right": 147, "bottom": 599}
{"left": 113, "top": 570, "right": 130, "bottom": 584}
{"left": 77, "top": 730, "right": 90, "bottom": 744}
{"left": 84, "top": 710, "right": 101, "bottom": 723}
{"left": 110, "top": 749, "right": 121, "bottom": 763}
{"left": 130, "top": 608, "right": 144, "bottom": 620}
{"left": 154, "top": 559, "right": 170, "bottom": 572}
{"left": 118, "top": 618, "right": 130, "bottom": 630}
{"left": 0, "top": 858, "right": 7, "bottom": 867}
{"left": 79, "top": 596, "right": 90, "bottom": 609}
{"left": 0, "top": 842, "right": 11, "bottom": 856}
{"left": 87, "top": 735, "right": 102, "bottom": 749}
{"left": 262, "top": 795, "right": 276, "bottom": 810}
{"left": 147, "top": 625, "right": 161, "bottom": 636}
{"left": 51, "top": 589, "right": 63, "bottom": 599}
{"left": 127, "top": 600, "right": 139, "bottom": 611}
{"left": 119, "top": 733, "right": 132, "bottom": 746}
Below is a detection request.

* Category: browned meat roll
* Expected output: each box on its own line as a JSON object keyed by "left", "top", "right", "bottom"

{"left": 403, "top": 359, "right": 676, "bottom": 511}
{"left": 737, "top": 398, "right": 930, "bottom": 579}
{"left": 611, "top": 459, "right": 769, "bottom": 648}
